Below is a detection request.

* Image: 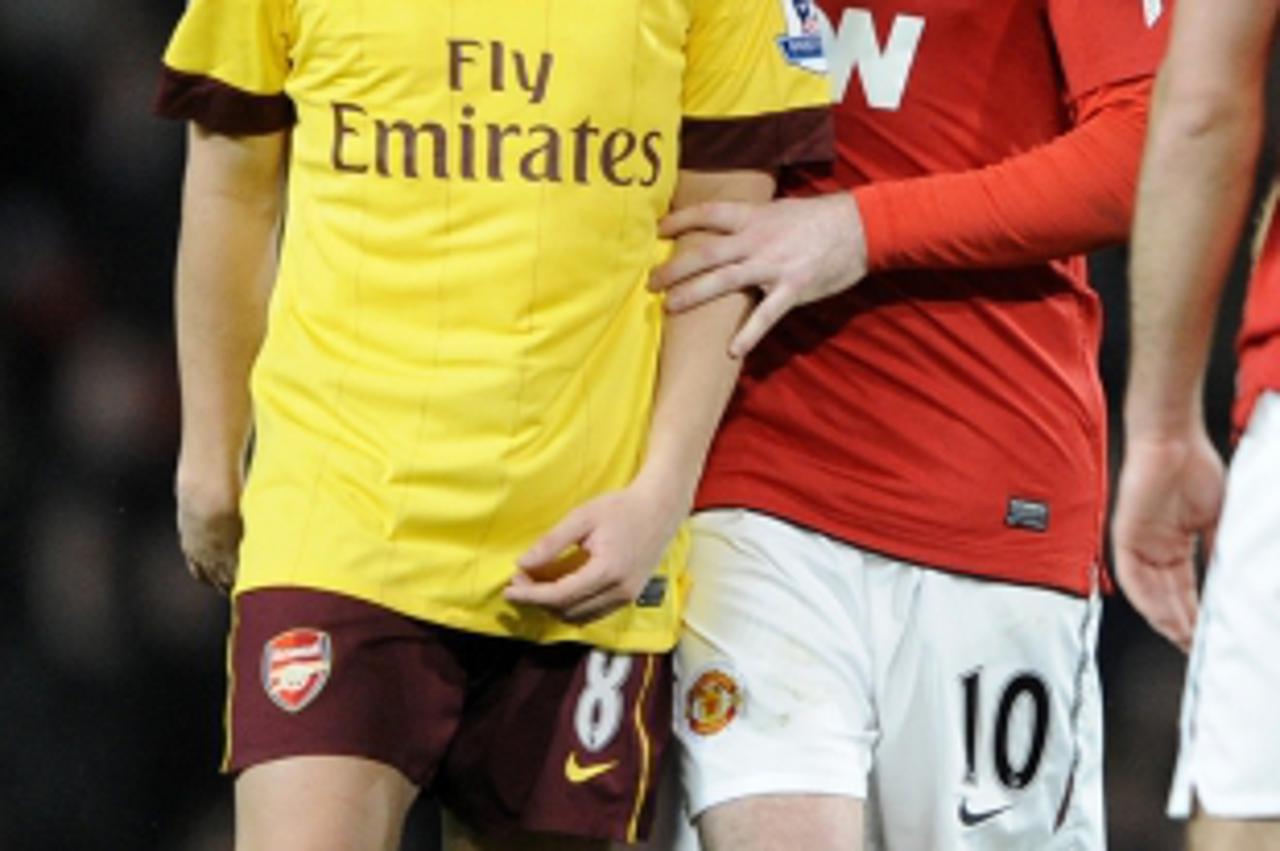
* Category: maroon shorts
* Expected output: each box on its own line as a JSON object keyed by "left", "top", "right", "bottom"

{"left": 224, "top": 587, "right": 672, "bottom": 842}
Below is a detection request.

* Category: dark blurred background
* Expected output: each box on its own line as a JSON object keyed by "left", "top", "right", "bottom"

{"left": 0, "top": 3, "right": 1273, "bottom": 849}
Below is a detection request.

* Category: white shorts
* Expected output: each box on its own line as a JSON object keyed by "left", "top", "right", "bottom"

{"left": 672, "top": 509, "right": 1104, "bottom": 851}
{"left": 1169, "top": 391, "right": 1280, "bottom": 819}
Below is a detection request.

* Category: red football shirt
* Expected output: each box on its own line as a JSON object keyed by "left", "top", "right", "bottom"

{"left": 1236, "top": 208, "right": 1280, "bottom": 436}
{"left": 697, "top": 0, "right": 1170, "bottom": 595}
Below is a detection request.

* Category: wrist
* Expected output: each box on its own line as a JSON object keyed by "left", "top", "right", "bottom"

{"left": 1123, "top": 395, "right": 1205, "bottom": 445}
{"left": 821, "top": 191, "right": 868, "bottom": 281}
{"left": 176, "top": 445, "right": 245, "bottom": 508}
{"left": 849, "top": 185, "right": 888, "bottom": 273}
{"left": 1122, "top": 421, "right": 1210, "bottom": 461}
{"left": 631, "top": 456, "right": 699, "bottom": 517}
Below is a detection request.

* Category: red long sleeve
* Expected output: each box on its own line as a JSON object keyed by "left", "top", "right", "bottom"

{"left": 854, "top": 76, "right": 1153, "bottom": 273}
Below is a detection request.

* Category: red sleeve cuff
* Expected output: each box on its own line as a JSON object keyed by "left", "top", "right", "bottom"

{"left": 851, "top": 183, "right": 897, "bottom": 273}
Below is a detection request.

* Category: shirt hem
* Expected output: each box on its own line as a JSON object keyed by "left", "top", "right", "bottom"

{"left": 232, "top": 579, "right": 679, "bottom": 654}
{"left": 693, "top": 494, "right": 1095, "bottom": 599}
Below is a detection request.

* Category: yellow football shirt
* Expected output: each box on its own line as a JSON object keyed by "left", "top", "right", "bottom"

{"left": 158, "top": 0, "right": 831, "bottom": 652}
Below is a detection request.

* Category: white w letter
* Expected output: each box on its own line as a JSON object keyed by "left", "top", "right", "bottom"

{"left": 822, "top": 9, "right": 925, "bottom": 111}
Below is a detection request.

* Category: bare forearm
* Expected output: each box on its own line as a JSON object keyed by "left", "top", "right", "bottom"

{"left": 636, "top": 170, "right": 774, "bottom": 501}
{"left": 638, "top": 291, "right": 751, "bottom": 501}
{"left": 1126, "top": 5, "right": 1272, "bottom": 438}
{"left": 175, "top": 126, "right": 286, "bottom": 493}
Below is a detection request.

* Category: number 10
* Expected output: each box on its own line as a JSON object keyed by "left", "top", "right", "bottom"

{"left": 961, "top": 670, "right": 1051, "bottom": 790}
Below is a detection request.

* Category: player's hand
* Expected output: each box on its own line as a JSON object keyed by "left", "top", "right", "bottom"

{"left": 506, "top": 477, "right": 687, "bottom": 625}
{"left": 175, "top": 471, "right": 243, "bottom": 594}
{"left": 650, "top": 192, "right": 869, "bottom": 357}
{"left": 1112, "top": 428, "right": 1226, "bottom": 653}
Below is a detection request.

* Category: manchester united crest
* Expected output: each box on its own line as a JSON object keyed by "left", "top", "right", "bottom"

{"left": 261, "top": 628, "right": 332, "bottom": 713}
{"left": 685, "top": 666, "right": 743, "bottom": 736}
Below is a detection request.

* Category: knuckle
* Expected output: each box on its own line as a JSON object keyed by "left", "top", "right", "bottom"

{"left": 689, "top": 241, "right": 713, "bottom": 261}
{"left": 705, "top": 201, "right": 730, "bottom": 221}
{"left": 776, "top": 272, "right": 804, "bottom": 298}
{"left": 720, "top": 266, "right": 746, "bottom": 291}
{"left": 712, "top": 240, "right": 741, "bottom": 267}
{"left": 541, "top": 596, "right": 569, "bottom": 614}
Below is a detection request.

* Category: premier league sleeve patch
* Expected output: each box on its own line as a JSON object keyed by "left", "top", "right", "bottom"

{"left": 778, "top": 0, "right": 829, "bottom": 74}
{"left": 261, "top": 628, "right": 333, "bottom": 713}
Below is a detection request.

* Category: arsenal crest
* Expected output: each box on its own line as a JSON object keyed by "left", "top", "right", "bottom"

{"left": 261, "top": 628, "right": 333, "bottom": 713}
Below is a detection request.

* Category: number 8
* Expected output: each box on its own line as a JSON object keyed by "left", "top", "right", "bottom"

{"left": 574, "top": 651, "right": 633, "bottom": 752}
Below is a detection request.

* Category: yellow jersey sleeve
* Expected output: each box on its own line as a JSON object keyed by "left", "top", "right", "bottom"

{"left": 681, "top": 0, "right": 833, "bottom": 170}
{"left": 155, "top": 0, "right": 296, "bottom": 135}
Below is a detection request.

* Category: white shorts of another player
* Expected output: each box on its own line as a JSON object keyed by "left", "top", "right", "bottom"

{"left": 1169, "top": 390, "right": 1280, "bottom": 820}
{"left": 671, "top": 508, "right": 1105, "bottom": 851}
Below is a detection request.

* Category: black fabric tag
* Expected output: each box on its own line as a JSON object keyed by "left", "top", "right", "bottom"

{"left": 1006, "top": 497, "right": 1050, "bottom": 533}
{"left": 636, "top": 576, "right": 667, "bottom": 608}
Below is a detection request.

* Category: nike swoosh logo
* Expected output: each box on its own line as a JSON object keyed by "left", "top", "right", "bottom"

{"left": 958, "top": 800, "right": 1012, "bottom": 827}
{"left": 564, "top": 751, "right": 619, "bottom": 784}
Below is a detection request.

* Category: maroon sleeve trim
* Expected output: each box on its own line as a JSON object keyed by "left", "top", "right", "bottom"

{"left": 154, "top": 65, "right": 295, "bottom": 136}
{"left": 679, "top": 106, "right": 833, "bottom": 172}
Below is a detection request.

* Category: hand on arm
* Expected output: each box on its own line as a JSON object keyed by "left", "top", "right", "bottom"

{"left": 651, "top": 76, "right": 1154, "bottom": 357}
{"left": 651, "top": 192, "right": 868, "bottom": 357}
{"left": 505, "top": 170, "right": 774, "bottom": 624}
{"left": 174, "top": 124, "right": 287, "bottom": 592}
{"left": 1113, "top": 0, "right": 1278, "bottom": 651}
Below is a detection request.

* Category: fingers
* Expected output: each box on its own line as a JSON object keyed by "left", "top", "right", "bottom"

{"left": 178, "top": 506, "right": 242, "bottom": 595}
{"left": 504, "top": 557, "right": 635, "bottom": 624}
{"left": 1142, "top": 561, "right": 1197, "bottom": 653}
{"left": 650, "top": 234, "right": 749, "bottom": 295}
{"left": 181, "top": 531, "right": 239, "bottom": 593}
{"left": 510, "top": 504, "right": 644, "bottom": 624}
{"left": 1199, "top": 515, "right": 1221, "bottom": 573}
{"left": 658, "top": 201, "right": 752, "bottom": 240}
{"left": 510, "top": 507, "right": 618, "bottom": 621}
{"left": 664, "top": 262, "right": 760, "bottom": 313}
{"left": 185, "top": 555, "right": 236, "bottom": 594}
{"left": 1118, "top": 550, "right": 1198, "bottom": 654}
{"left": 1151, "top": 574, "right": 1198, "bottom": 654}
{"left": 730, "top": 287, "right": 794, "bottom": 357}
{"left": 517, "top": 509, "right": 594, "bottom": 570}
{"left": 562, "top": 590, "right": 628, "bottom": 624}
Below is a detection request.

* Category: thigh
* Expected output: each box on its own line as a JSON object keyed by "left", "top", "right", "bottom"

{"left": 443, "top": 810, "right": 608, "bottom": 851}
{"left": 236, "top": 755, "right": 417, "bottom": 851}
{"left": 699, "top": 795, "right": 864, "bottom": 851}
{"left": 225, "top": 587, "right": 468, "bottom": 786}
{"left": 1189, "top": 815, "right": 1280, "bottom": 851}
{"left": 868, "top": 567, "right": 1103, "bottom": 851}
{"left": 675, "top": 510, "right": 877, "bottom": 819}
{"left": 1170, "top": 393, "right": 1280, "bottom": 820}
{"left": 439, "top": 642, "right": 671, "bottom": 844}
